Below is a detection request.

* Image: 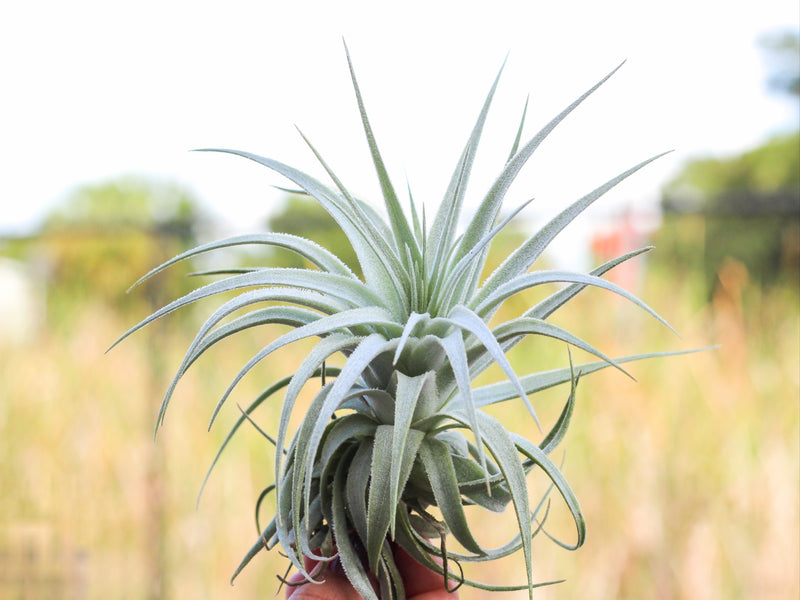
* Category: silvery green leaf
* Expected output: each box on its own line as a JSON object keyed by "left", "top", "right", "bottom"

{"left": 539, "top": 360, "right": 578, "bottom": 455}
{"left": 474, "top": 270, "right": 676, "bottom": 337}
{"left": 472, "top": 348, "right": 712, "bottom": 408}
{"left": 128, "top": 232, "right": 355, "bottom": 291}
{"left": 296, "top": 127, "right": 412, "bottom": 309}
{"left": 427, "top": 60, "right": 505, "bottom": 280}
{"left": 230, "top": 522, "right": 272, "bottom": 584}
{"left": 457, "top": 62, "right": 626, "bottom": 267}
{"left": 379, "top": 541, "right": 405, "bottom": 599}
{"left": 493, "top": 316, "right": 631, "bottom": 378}
{"left": 392, "top": 311, "right": 428, "bottom": 364}
{"left": 389, "top": 372, "right": 430, "bottom": 509}
{"left": 346, "top": 438, "right": 373, "bottom": 543}
{"left": 344, "top": 44, "right": 420, "bottom": 267}
{"left": 446, "top": 305, "right": 540, "bottom": 429}
{"left": 156, "top": 303, "right": 323, "bottom": 431}
{"left": 511, "top": 432, "right": 586, "bottom": 550}
{"left": 432, "top": 195, "right": 535, "bottom": 314}
{"left": 274, "top": 334, "right": 360, "bottom": 528}
{"left": 207, "top": 307, "right": 400, "bottom": 429}
{"left": 507, "top": 95, "right": 529, "bottom": 162}
{"left": 198, "top": 368, "right": 338, "bottom": 509}
{"left": 435, "top": 329, "right": 489, "bottom": 484}
{"left": 528, "top": 247, "right": 653, "bottom": 321}
{"left": 474, "top": 152, "right": 670, "bottom": 313}
{"left": 109, "top": 268, "right": 385, "bottom": 352}
{"left": 366, "top": 425, "right": 404, "bottom": 571}
{"left": 320, "top": 414, "right": 377, "bottom": 469}
{"left": 446, "top": 409, "right": 535, "bottom": 598}
{"left": 195, "top": 148, "right": 406, "bottom": 316}
{"left": 419, "top": 437, "right": 487, "bottom": 556}
{"left": 333, "top": 456, "right": 380, "bottom": 600}
{"left": 289, "top": 384, "right": 337, "bottom": 561}
{"left": 303, "top": 334, "right": 398, "bottom": 516}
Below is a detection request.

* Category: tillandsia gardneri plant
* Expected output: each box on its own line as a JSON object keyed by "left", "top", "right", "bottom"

{"left": 112, "top": 45, "right": 695, "bottom": 599}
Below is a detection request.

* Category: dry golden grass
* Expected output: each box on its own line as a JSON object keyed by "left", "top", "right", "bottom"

{"left": 1, "top": 260, "right": 797, "bottom": 599}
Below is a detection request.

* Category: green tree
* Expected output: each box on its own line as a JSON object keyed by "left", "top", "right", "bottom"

{"left": 36, "top": 177, "right": 204, "bottom": 323}
{"left": 266, "top": 194, "right": 361, "bottom": 276}
{"left": 663, "top": 131, "right": 799, "bottom": 210}
{"left": 659, "top": 132, "right": 799, "bottom": 291}
{"left": 656, "top": 28, "right": 800, "bottom": 293}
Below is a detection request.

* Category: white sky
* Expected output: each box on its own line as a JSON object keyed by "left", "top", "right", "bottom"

{"left": 1, "top": 1, "right": 798, "bottom": 263}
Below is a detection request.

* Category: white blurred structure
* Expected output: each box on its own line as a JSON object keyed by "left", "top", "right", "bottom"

{"left": 0, "top": 257, "right": 44, "bottom": 345}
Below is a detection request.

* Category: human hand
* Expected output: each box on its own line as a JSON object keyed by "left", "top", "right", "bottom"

{"left": 285, "top": 546, "right": 459, "bottom": 600}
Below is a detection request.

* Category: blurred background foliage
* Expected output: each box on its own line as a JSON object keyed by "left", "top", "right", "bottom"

{"left": 0, "top": 31, "right": 797, "bottom": 600}
{"left": 2, "top": 178, "right": 205, "bottom": 327}
{"left": 659, "top": 130, "right": 799, "bottom": 293}
{"left": 658, "top": 30, "right": 799, "bottom": 295}
{"left": 1, "top": 152, "right": 797, "bottom": 599}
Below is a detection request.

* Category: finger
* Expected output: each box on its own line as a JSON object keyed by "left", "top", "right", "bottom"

{"left": 285, "top": 556, "right": 319, "bottom": 598}
{"left": 286, "top": 556, "right": 363, "bottom": 600}
{"left": 393, "top": 545, "right": 455, "bottom": 598}
{"left": 410, "top": 592, "right": 458, "bottom": 600}
{"left": 286, "top": 579, "right": 362, "bottom": 600}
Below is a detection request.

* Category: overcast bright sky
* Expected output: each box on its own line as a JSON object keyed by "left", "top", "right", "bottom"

{"left": 1, "top": 1, "right": 798, "bottom": 255}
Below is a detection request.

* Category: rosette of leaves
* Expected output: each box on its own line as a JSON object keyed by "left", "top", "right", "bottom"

{"left": 113, "top": 45, "right": 689, "bottom": 599}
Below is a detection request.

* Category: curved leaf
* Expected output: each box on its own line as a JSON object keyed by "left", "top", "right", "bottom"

{"left": 333, "top": 454, "right": 380, "bottom": 600}
{"left": 457, "top": 62, "right": 626, "bottom": 267}
{"left": 302, "top": 334, "right": 398, "bottom": 522}
{"left": 296, "top": 128, "right": 412, "bottom": 314}
{"left": 493, "top": 316, "right": 632, "bottom": 378}
{"left": 128, "top": 232, "right": 355, "bottom": 291}
{"left": 446, "top": 305, "right": 539, "bottom": 429}
{"left": 418, "top": 437, "right": 487, "bottom": 556}
{"left": 474, "top": 270, "right": 676, "bottom": 337}
{"left": 197, "top": 367, "right": 339, "bottom": 509}
{"left": 445, "top": 409, "right": 535, "bottom": 598}
{"left": 472, "top": 348, "right": 713, "bottom": 408}
{"left": 390, "top": 372, "right": 432, "bottom": 515}
{"left": 207, "top": 307, "right": 400, "bottom": 429}
{"left": 194, "top": 148, "right": 406, "bottom": 317}
{"left": 474, "top": 152, "right": 669, "bottom": 312}
{"left": 109, "top": 268, "right": 385, "bottom": 351}
{"left": 156, "top": 303, "right": 323, "bottom": 430}
{"left": 527, "top": 247, "right": 652, "bottom": 321}
{"left": 273, "top": 334, "right": 361, "bottom": 539}
{"left": 511, "top": 432, "right": 586, "bottom": 550}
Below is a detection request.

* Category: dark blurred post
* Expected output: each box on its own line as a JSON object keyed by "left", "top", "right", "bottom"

{"left": 142, "top": 217, "right": 197, "bottom": 600}
{"left": 143, "top": 274, "right": 168, "bottom": 600}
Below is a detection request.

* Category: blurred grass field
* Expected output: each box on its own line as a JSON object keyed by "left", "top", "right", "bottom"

{"left": 1, "top": 221, "right": 798, "bottom": 600}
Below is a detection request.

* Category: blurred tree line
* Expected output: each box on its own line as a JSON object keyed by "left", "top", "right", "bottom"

{"left": 1, "top": 174, "right": 366, "bottom": 335}
{"left": 3, "top": 178, "right": 205, "bottom": 329}
{"left": 654, "top": 28, "right": 799, "bottom": 296}
{"left": 657, "top": 130, "right": 799, "bottom": 291}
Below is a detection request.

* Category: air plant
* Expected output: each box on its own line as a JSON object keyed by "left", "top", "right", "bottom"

{"left": 112, "top": 44, "right": 695, "bottom": 598}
